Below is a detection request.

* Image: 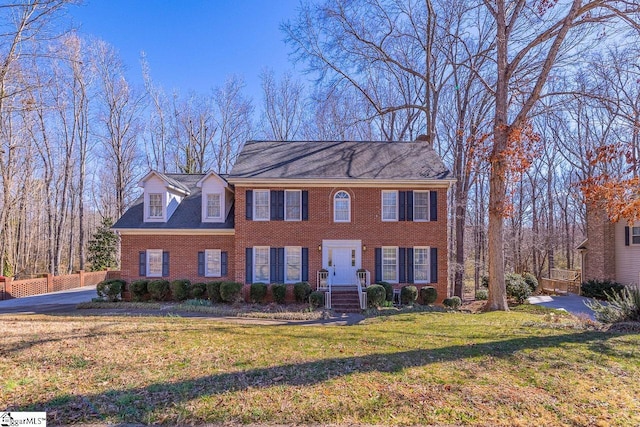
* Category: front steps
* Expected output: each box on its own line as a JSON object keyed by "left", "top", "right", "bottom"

{"left": 330, "top": 286, "right": 361, "bottom": 313}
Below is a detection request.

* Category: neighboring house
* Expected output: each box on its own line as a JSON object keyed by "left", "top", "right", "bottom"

{"left": 579, "top": 206, "right": 640, "bottom": 286}
{"left": 113, "top": 140, "right": 455, "bottom": 306}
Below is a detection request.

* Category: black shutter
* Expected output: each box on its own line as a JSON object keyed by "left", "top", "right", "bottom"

{"left": 406, "top": 191, "right": 414, "bottom": 222}
{"left": 270, "top": 191, "right": 278, "bottom": 220}
{"left": 198, "top": 251, "right": 205, "bottom": 276}
{"left": 430, "top": 247, "right": 438, "bottom": 283}
{"left": 399, "top": 191, "right": 406, "bottom": 221}
{"left": 162, "top": 252, "right": 170, "bottom": 277}
{"left": 246, "top": 190, "right": 253, "bottom": 220}
{"left": 245, "top": 248, "right": 253, "bottom": 284}
{"left": 270, "top": 247, "right": 277, "bottom": 282}
{"left": 302, "top": 247, "right": 309, "bottom": 281}
{"left": 375, "top": 248, "right": 382, "bottom": 282}
{"left": 399, "top": 248, "right": 406, "bottom": 283}
{"left": 430, "top": 191, "right": 438, "bottom": 221}
{"left": 221, "top": 251, "right": 228, "bottom": 276}
{"left": 278, "top": 191, "right": 285, "bottom": 220}
{"left": 407, "top": 247, "right": 414, "bottom": 283}
{"left": 278, "top": 247, "right": 285, "bottom": 282}
{"left": 302, "top": 191, "right": 309, "bottom": 221}
{"left": 625, "top": 226, "right": 630, "bottom": 246}
{"left": 139, "top": 251, "right": 146, "bottom": 276}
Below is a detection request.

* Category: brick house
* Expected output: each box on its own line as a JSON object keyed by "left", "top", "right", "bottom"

{"left": 113, "top": 140, "right": 454, "bottom": 307}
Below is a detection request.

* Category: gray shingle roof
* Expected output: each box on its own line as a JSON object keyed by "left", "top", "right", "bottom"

{"left": 228, "top": 141, "right": 452, "bottom": 181}
{"left": 112, "top": 173, "right": 234, "bottom": 230}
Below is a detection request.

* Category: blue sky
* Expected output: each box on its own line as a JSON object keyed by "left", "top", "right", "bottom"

{"left": 69, "top": 0, "right": 305, "bottom": 99}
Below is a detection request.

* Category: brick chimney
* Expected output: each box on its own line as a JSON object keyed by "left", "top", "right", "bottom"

{"left": 583, "top": 203, "right": 616, "bottom": 282}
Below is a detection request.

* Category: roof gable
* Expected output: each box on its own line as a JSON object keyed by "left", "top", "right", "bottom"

{"left": 139, "top": 171, "right": 191, "bottom": 195}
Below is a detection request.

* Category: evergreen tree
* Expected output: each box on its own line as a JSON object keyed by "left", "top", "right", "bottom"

{"left": 87, "top": 218, "right": 119, "bottom": 271}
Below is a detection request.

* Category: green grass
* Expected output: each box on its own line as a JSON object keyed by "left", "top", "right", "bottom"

{"left": 1, "top": 310, "right": 639, "bottom": 426}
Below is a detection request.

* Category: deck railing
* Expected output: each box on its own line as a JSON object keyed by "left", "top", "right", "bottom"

{"left": 541, "top": 269, "right": 582, "bottom": 295}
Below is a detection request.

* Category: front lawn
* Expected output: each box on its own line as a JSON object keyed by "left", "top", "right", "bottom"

{"left": 1, "top": 308, "right": 639, "bottom": 426}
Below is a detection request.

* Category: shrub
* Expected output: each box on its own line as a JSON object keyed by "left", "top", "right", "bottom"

{"left": 206, "top": 281, "right": 223, "bottom": 303}
{"left": 401, "top": 285, "right": 418, "bottom": 305}
{"left": 293, "top": 281, "right": 312, "bottom": 303}
{"left": 96, "top": 279, "right": 125, "bottom": 302}
{"left": 366, "top": 284, "right": 386, "bottom": 307}
{"left": 271, "top": 283, "right": 287, "bottom": 304}
{"left": 581, "top": 279, "right": 625, "bottom": 300}
{"left": 170, "top": 279, "right": 191, "bottom": 301}
{"left": 481, "top": 275, "right": 489, "bottom": 288}
{"left": 443, "top": 296, "right": 462, "bottom": 309}
{"left": 376, "top": 281, "right": 393, "bottom": 301}
{"left": 191, "top": 282, "right": 207, "bottom": 299}
{"left": 129, "top": 280, "right": 148, "bottom": 301}
{"left": 505, "top": 273, "right": 531, "bottom": 304}
{"left": 420, "top": 286, "right": 438, "bottom": 305}
{"left": 220, "top": 281, "right": 244, "bottom": 303}
{"left": 586, "top": 286, "right": 640, "bottom": 323}
{"left": 475, "top": 289, "right": 488, "bottom": 300}
{"left": 250, "top": 282, "right": 268, "bottom": 303}
{"left": 522, "top": 272, "right": 539, "bottom": 293}
{"left": 147, "top": 280, "right": 170, "bottom": 301}
{"left": 309, "top": 290, "right": 325, "bottom": 308}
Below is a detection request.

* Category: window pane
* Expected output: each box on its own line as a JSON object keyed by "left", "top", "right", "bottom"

{"left": 254, "top": 191, "right": 270, "bottom": 220}
{"left": 147, "top": 250, "right": 163, "bottom": 277}
{"left": 206, "top": 249, "right": 221, "bottom": 277}
{"left": 207, "top": 194, "right": 221, "bottom": 218}
{"left": 414, "top": 248, "right": 429, "bottom": 282}
{"left": 382, "top": 247, "right": 397, "bottom": 282}
{"left": 149, "top": 194, "right": 162, "bottom": 217}
{"left": 414, "top": 192, "right": 429, "bottom": 220}
{"left": 334, "top": 191, "right": 350, "bottom": 222}
{"left": 285, "top": 190, "right": 301, "bottom": 220}
{"left": 382, "top": 191, "right": 397, "bottom": 220}
{"left": 254, "top": 247, "right": 270, "bottom": 282}
{"left": 286, "top": 247, "right": 301, "bottom": 282}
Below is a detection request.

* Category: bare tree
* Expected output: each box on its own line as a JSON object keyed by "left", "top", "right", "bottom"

{"left": 259, "top": 68, "right": 307, "bottom": 140}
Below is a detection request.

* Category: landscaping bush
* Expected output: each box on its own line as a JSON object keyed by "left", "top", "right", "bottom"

{"left": 147, "top": 280, "right": 170, "bottom": 301}
{"left": 443, "top": 296, "right": 462, "bottom": 309}
{"left": 581, "top": 279, "right": 625, "bottom": 300}
{"left": 376, "top": 281, "right": 393, "bottom": 301}
{"left": 293, "top": 281, "right": 312, "bottom": 303}
{"left": 129, "top": 280, "right": 148, "bottom": 302}
{"left": 400, "top": 285, "right": 418, "bottom": 305}
{"left": 96, "top": 279, "right": 125, "bottom": 302}
{"left": 220, "top": 281, "right": 243, "bottom": 303}
{"left": 366, "top": 284, "right": 386, "bottom": 307}
{"left": 505, "top": 273, "right": 531, "bottom": 304}
{"left": 191, "top": 282, "right": 207, "bottom": 299}
{"left": 250, "top": 282, "right": 268, "bottom": 303}
{"left": 206, "top": 281, "right": 223, "bottom": 303}
{"left": 420, "top": 286, "right": 438, "bottom": 305}
{"left": 271, "top": 283, "right": 286, "bottom": 304}
{"left": 481, "top": 275, "right": 489, "bottom": 288}
{"left": 170, "top": 279, "right": 191, "bottom": 301}
{"left": 522, "top": 272, "right": 539, "bottom": 293}
{"left": 586, "top": 286, "right": 640, "bottom": 323}
{"left": 309, "top": 290, "right": 325, "bottom": 308}
{"left": 475, "top": 289, "right": 488, "bottom": 300}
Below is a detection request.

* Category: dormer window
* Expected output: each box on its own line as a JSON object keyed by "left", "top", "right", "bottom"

{"left": 149, "top": 193, "right": 163, "bottom": 218}
{"left": 206, "top": 193, "right": 222, "bottom": 219}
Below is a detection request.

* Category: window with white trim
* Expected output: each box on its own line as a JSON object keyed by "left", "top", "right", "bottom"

{"left": 147, "top": 249, "right": 163, "bottom": 277}
{"left": 205, "top": 249, "right": 222, "bottom": 277}
{"left": 334, "top": 191, "right": 351, "bottom": 222}
{"left": 206, "top": 193, "right": 222, "bottom": 219}
{"left": 382, "top": 190, "right": 398, "bottom": 221}
{"left": 149, "top": 193, "right": 163, "bottom": 218}
{"left": 253, "top": 190, "right": 270, "bottom": 221}
{"left": 382, "top": 247, "right": 398, "bottom": 283}
{"left": 414, "top": 247, "right": 430, "bottom": 283}
{"left": 633, "top": 226, "right": 640, "bottom": 245}
{"left": 413, "top": 191, "right": 430, "bottom": 221}
{"left": 285, "top": 190, "right": 301, "bottom": 221}
{"left": 253, "top": 246, "right": 270, "bottom": 282}
{"left": 285, "top": 246, "right": 302, "bottom": 283}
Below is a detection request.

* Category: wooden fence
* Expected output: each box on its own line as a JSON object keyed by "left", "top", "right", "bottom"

{"left": 0, "top": 270, "right": 120, "bottom": 300}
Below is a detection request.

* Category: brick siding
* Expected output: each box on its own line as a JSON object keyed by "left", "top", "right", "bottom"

{"left": 583, "top": 205, "right": 616, "bottom": 282}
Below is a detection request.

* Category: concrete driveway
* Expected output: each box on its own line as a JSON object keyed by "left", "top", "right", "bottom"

{"left": 528, "top": 293, "right": 598, "bottom": 319}
{"left": 0, "top": 285, "right": 97, "bottom": 315}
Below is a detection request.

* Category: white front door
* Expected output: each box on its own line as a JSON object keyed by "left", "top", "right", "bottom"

{"left": 323, "top": 240, "right": 361, "bottom": 285}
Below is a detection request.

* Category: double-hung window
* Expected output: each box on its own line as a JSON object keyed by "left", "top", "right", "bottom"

{"left": 633, "top": 226, "right": 640, "bottom": 245}
{"left": 146, "top": 249, "right": 163, "bottom": 277}
{"left": 285, "top": 246, "right": 302, "bottom": 283}
{"left": 285, "top": 190, "right": 301, "bottom": 221}
{"left": 382, "top": 191, "right": 398, "bottom": 221}
{"left": 205, "top": 249, "right": 222, "bottom": 277}
{"left": 253, "top": 190, "right": 270, "bottom": 221}
{"left": 382, "top": 247, "right": 398, "bottom": 283}
{"left": 413, "top": 191, "right": 430, "bottom": 221}
{"left": 206, "top": 194, "right": 222, "bottom": 219}
{"left": 414, "top": 247, "right": 430, "bottom": 283}
{"left": 149, "top": 194, "right": 163, "bottom": 218}
{"left": 334, "top": 191, "right": 351, "bottom": 222}
{"left": 253, "top": 247, "right": 270, "bottom": 282}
